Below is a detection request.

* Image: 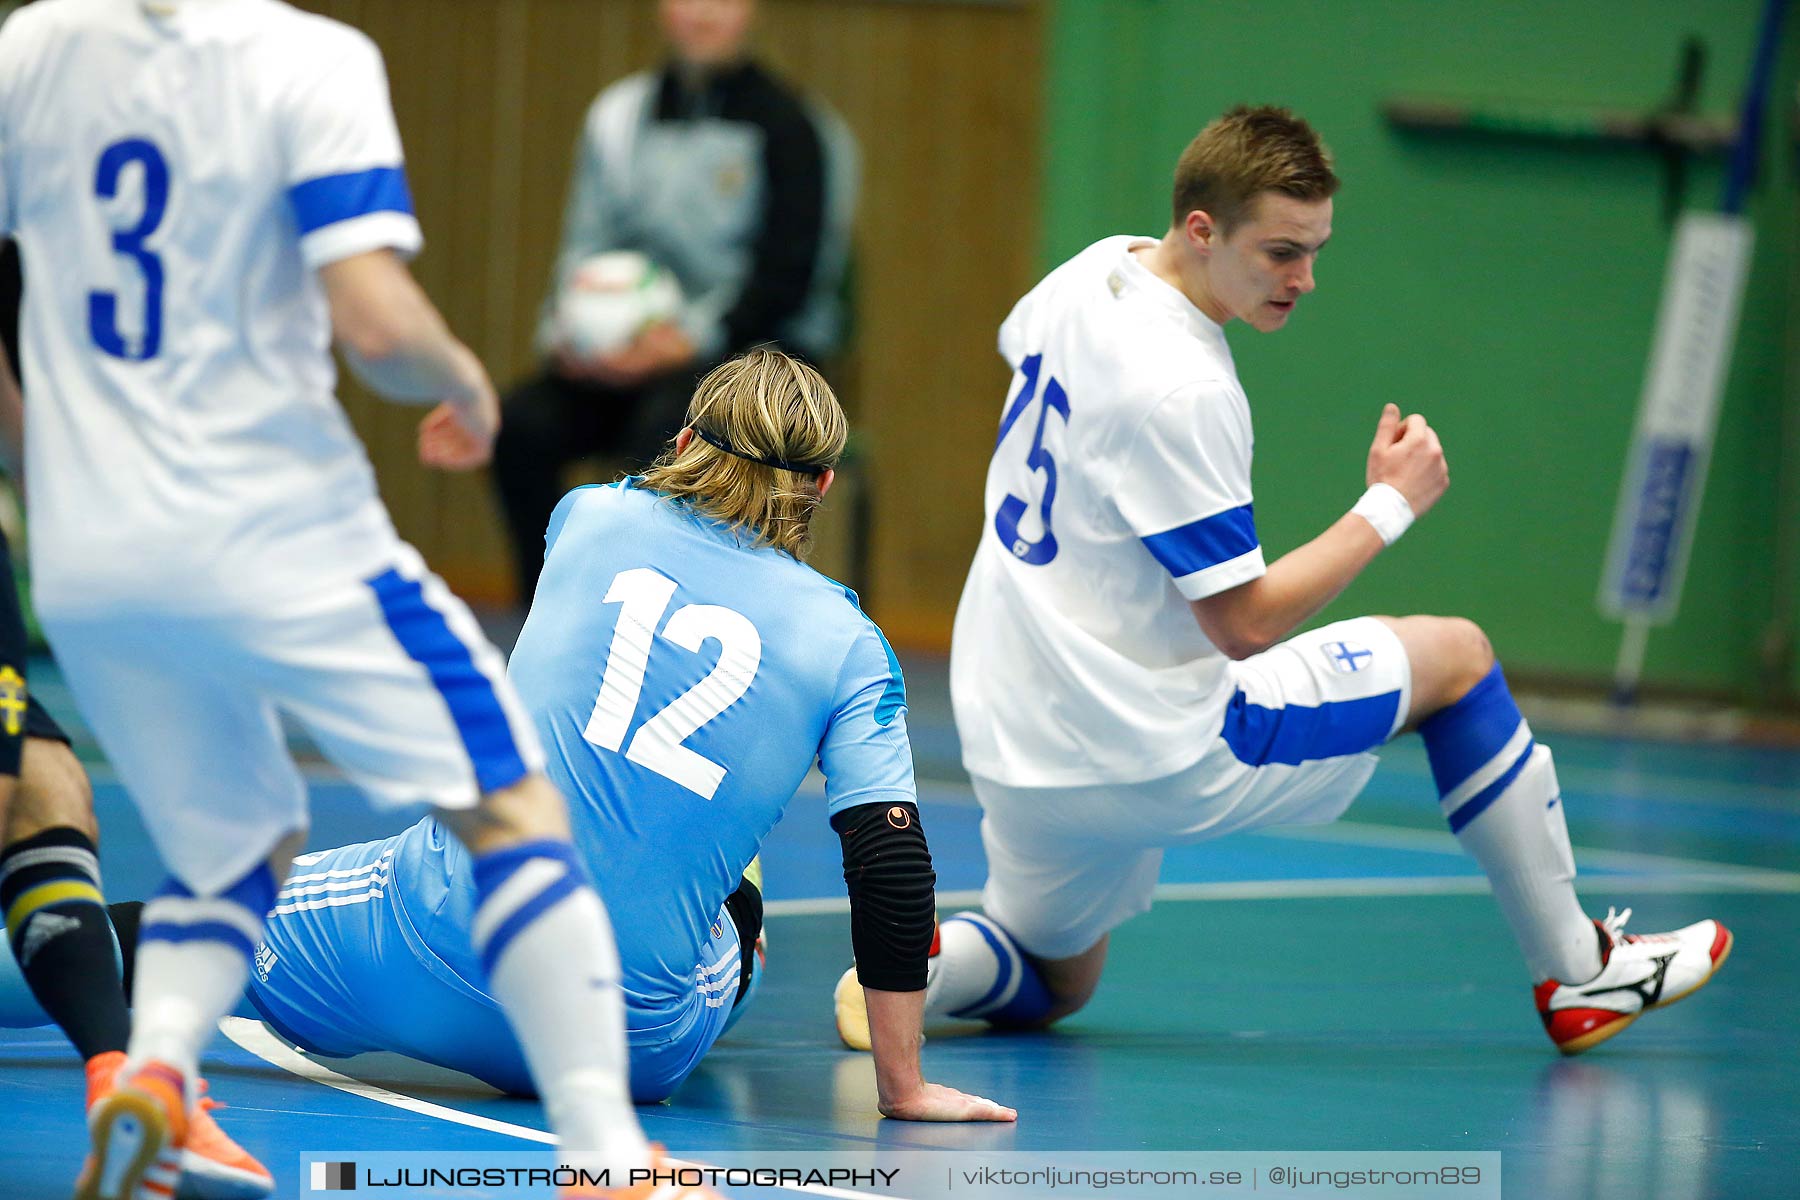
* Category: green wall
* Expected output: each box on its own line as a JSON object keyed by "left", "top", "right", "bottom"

{"left": 1047, "top": 1, "right": 1798, "bottom": 701}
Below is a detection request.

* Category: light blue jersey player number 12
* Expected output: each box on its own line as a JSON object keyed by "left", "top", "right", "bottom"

{"left": 583, "top": 567, "right": 761, "bottom": 800}
{"left": 991, "top": 353, "right": 1070, "bottom": 566}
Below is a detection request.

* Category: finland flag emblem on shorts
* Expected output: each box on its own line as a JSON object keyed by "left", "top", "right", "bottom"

{"left": 1321, "top": 641, "right": 1374, "bottom": 673}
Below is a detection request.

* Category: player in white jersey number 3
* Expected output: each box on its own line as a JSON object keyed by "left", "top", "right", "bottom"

{"left": 0, "top": 2, "right": 703, "bottom": 1198}
{"left": 835, "top": 106, "right": 1732, "bottom": 1059}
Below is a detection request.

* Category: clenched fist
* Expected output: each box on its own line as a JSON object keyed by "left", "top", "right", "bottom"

{"left": 1366, "top": 403, "right": 1448, "bottom": 519}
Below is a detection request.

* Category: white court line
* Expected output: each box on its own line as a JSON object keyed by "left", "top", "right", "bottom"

{"left": 219, "top": 1018, "right": 554, "bottom": 1143}
{"left": 762, "top": 820, "right": 1800, "bottom": 919}
{"left": 907, "top": 761, "right": 1800, "bottom": 810}
{"left": 1256, "top": 820, "right": 1800, "bottom": 882}
{"left": 218, "top": 1018, "right": 902, "bottom": 1200}
{"left": 1148, "top": 871, "right": 1800, "bottom": 902}
{"left": 765, "top": 867, "right": 1799, "bottom": 919}
{"left": 1377, "top": 755, "right": 1800, "bottom": 810}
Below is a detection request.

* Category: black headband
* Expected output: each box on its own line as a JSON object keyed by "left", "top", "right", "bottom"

{"left": 690, "top": 425, "right": 828, "bottom": 477}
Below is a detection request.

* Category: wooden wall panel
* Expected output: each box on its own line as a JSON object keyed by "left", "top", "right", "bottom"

{"left": 297, "top": 0, "right": 1042, "bottom": 643}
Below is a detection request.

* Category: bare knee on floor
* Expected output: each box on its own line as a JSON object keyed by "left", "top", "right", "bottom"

{"left": 1030, "top": 936, "right": 1109, "bottom": 1025}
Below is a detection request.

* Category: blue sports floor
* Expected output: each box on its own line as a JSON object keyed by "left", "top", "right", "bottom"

{"left": 2, "top": 654, "right": 1796, "bottom": 1199}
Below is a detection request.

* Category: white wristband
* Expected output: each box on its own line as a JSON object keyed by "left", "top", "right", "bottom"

{"left": 1352, "top": 482, "right": 1415, "bottom": 546}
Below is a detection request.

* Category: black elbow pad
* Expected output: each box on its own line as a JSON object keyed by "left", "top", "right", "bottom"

{"left": 832, "top": 800, "right": 936, "bottom": 992}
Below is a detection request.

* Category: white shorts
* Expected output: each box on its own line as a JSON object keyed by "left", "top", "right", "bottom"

{"left": 43, "top": 544, "right": 545, "bottom": 896}
{"left": 976, "top": 616, "right": 1411, "bottom": 960}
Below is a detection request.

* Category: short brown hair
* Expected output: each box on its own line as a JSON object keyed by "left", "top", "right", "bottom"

{"left": 640, "top": 348, "right": 848, "bottom": 559}
{"left": 1171, "top": 105, "right": 1337, "bottom": 234}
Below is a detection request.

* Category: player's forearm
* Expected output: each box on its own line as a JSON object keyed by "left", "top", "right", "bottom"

{"left": 323, "top": 250, "right": 493, "bottom": 415}
{"left": 833, "top": 799, "right": 937, "bottom": 1110}
{"left": 863, "top": 986, "right": 929, "bottom": 1104}
{"left": 1194, "top": 512, "right": 1383, "bottom": 658}
{"left": 341, "top": 329, "right": 489, "bottom": 412}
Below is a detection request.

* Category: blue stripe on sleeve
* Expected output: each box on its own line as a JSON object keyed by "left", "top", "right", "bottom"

{"left": 1221, "top": 688, "right": 1400, "bottom": 767}
{"left": 289, "top": 166, "right": 414, "bottom": 236}
{"left": 1141, "top": 503, "right": 1258, "bottom": 578}
{"left": 872, "top": 629, "right": 907, "bottom": 728}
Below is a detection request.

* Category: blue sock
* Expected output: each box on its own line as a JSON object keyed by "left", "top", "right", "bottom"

{"left": 1418, "top": 664, "right": 1596, "bottom": 981}
{"left": 1419, "top": 662, "right": 1535, "bottom": 832}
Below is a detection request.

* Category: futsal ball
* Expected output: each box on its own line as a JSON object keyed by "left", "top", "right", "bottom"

{"left": 554, "top": 251, "right": 683, "bottom": 357}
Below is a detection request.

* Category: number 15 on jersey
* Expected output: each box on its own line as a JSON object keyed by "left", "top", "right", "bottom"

{"left": 992, "top": 353, "right": 1070, "bottom": 566}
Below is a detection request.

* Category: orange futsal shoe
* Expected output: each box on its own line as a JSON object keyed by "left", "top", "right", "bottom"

{"left": 180, "top": 1079, "right": 274, "bottom": 1199}
{"left": 79, "top": 1053, "right": 273, "bottom": 1200}
{"left": 76, "top": 1056, "right": 188, "bottom": 1200}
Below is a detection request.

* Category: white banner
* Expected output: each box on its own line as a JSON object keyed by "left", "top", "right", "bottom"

{"left": 1600, "top": 212, "right": 1754, "bottom": 624}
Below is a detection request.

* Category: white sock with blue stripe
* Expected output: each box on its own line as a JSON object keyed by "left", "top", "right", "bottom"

{"left": 471, "top": 839, "right": 648, "bottom": 1170}
{"left": 924, "top": 913, "right": 1053, "bottom": 1024}
{"left": 129, "top": 864, "right": 277, "bottom": 1080}
{"left": 1421, "top": 664, "right": 1598, "bottom": 983}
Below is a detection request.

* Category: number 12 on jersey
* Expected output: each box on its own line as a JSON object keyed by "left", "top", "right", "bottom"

{"left": 583, "top": 567, "right": 762, "bottom": 799}
{"left": 992, "top": 353, "right": 1070, "bottom": 565}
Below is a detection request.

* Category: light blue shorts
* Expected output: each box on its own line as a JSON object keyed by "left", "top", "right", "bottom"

{"left": 245, "top": 838, "right": 754, "bottom": 1103}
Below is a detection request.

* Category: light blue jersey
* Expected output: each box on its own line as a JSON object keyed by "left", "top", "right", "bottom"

{"left": 510, "top": 480, "right": 914, "bottom": 995}
{"left": 237, "top": 480, "right": 915, "bottom": 1100}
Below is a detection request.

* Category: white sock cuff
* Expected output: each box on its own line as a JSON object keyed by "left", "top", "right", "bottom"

{"left": 942, "top": 913, "right": 1027, "bottom": 1018}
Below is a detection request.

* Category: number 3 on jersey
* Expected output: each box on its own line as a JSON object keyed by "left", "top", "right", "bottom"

{"left": 88, "top": 138, "right": 169, "bottom": 361}
{"left": 992, "top": 353, "right": 1070, "bottom": 565}
{"left": 583, "top": 567, "right": 761, "bottom": 799}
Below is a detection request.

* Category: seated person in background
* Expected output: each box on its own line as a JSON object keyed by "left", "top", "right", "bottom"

{"left": 7, "top": 351, "right": 1012, "bottom": 1126}
{"left": 494, "top": 0, "right": 848, "bottom": 601}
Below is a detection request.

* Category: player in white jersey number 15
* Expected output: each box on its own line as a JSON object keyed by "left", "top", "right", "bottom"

{"left": 836, "top": 105, "right": 1731, "bottom": 1061}
{"left": 0, "top": 2, "right": 691, "bottom": 1198}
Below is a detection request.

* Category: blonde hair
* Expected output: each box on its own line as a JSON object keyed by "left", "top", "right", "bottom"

{"left": 1171, "top": 105, "right": 1338, "bottom": 234}
{"left": 640, "top": 348, "right": 848, "bottom": 559}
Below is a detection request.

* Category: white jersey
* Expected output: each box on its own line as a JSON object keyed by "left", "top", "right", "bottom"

{"left": 0, "top": 0, "right": 423, "bottom": 617}
{"left": 951, "top": 236, "right": 1266, "bottom": 787}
